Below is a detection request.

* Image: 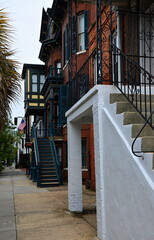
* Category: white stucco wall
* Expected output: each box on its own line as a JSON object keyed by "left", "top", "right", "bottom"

{"left": 66, "top": 85, "right": 154, "bottom": 240}
{"left": 101, "top": 107, "right": 154, "bottom": 240}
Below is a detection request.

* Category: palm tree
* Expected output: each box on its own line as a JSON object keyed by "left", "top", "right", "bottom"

{"left": 0, "top": 8, "right": 21, "bottom": 129}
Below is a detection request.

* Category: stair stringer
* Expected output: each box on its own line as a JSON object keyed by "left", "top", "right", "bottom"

{"left": 101, "top": 97, "right": 154, "bottom": 240}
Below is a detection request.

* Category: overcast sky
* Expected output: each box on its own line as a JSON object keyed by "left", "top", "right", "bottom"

{"left": 1, "top": 0, "right": 53, "bottom": 123}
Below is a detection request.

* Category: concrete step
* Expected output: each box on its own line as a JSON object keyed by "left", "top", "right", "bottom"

{"left": 110, "top": 93, "right": 154, "bottom": 104}
{"left": 116, "top": 102, "right": 134, "bottom": 114}
{"left": 40, "top": 176, "right": 58, "bottom": 181}
{"left": 40, "top": 172, "right": 57, "bottom": 176}
{"left": 40, "top": 170, "right": 57, "bottom": 174}
{"left": 123, "top": 112, "right": 154, "bottom": 125}
{"left": 123, "top": 112, "right": 145, "bottom": 125}
{"left": 40, "top": 157, "right": 53, "bottom": 160}
{"left": 38, "top": 145, "right": 51, "bottom": 148}
{"left": 40, "top": 160, "right": 54, "bottom": 163}
{"left": 110, "top": 93, "right": 127, "bottom": 103}
{"left": 141, "top": 136, "right": 154, "bottom": 152}
{"left": 110, "top": 93, "right": 154, "bottom": 153}
{"left": 131, "top": 124, "right": 154, "bottom": 138}
{"left": 39, "top": 152, "right": 52, "bottom": 155}
{"left": 40, "top": 182, "right": 59, "bottom": 187}
{"left": 41, "top": 175, "right": 57, "bottom": 179}
{"left": 39, "top": 156, "right": 53, "bottom": 159}
{"left": 116, "top": 102, "right": 154, "bottom": 114}
{"left": 40, "top": 165, "right": 56, "bottom": 169}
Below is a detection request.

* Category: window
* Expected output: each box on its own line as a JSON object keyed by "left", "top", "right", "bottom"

{"left": 65, "top": 11, "right": 88, "bottom": 57}
{"left": 56, "top": 147, "right": 62, "bottom": 162}
{"left": 55, "top": 62, "right": 62, "bottom": 75}
{"left": 78, "top": 14, "right": 85, "bottom": 52}
{"left": 32, "top": 74, "right": 37, "bottom": 92}
{"left": 76, "top": 11, "right": 88, "bottom": 53}
{"left": 40, "top": 75, "right": 45, "bottom": 91}
{"left": 31, "top": 74, "right": 45, "bottom": 93}
{"left": 82, "top": 138, "right": 88, "bottom": 169}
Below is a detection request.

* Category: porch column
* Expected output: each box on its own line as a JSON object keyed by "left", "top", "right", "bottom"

{"left": 67, "top": 121, "right": 82, "bottom": 212}
{"left": 93, "top": 102, "right": 106, "bottom": 239}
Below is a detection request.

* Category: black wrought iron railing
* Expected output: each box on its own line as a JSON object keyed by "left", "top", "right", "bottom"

{"left": 112, "top": 43, "right": 154, "bottom": 129}
{"left": 131, "top": 111, "right": 154, "bottom": 157}
{"left": 49, "top": 135, "right": 63, "bottom": 185}
{"left": 48, "top": 66, "right": 63, "bottom": 78}
{"left": 69, "top": 49, "right": 96, "bottom": 106}
{"left": 35, "top": 124, "right": 62, "bottom": 138}
{"left": 117, "top": 10, "right": 154, "bottom": 78}
{"left": 31, "top": 124, "right": 40, "bottom": 186}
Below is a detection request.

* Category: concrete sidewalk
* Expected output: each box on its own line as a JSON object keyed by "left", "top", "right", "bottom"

{"left": 0, "top": 166, "right": 99, "bottom": 240}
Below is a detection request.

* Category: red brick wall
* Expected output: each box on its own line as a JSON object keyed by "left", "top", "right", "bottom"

{"left": 62, "top": 124, "right": 95, "bottom": 190}
{"left": 47, "top": 46, "right": 62, "bottom": 68}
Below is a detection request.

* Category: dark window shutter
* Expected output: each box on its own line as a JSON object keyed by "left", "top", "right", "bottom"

{"left": 48, "top": 65, "right": 53, "bottom": 77}
{"left": 59, "top": 85, "right": 68, "bottom": 125}
{"left": 67, "top": 25, "right": 70, "bottom": 60}
{"left": 64, "top": 25, "right": 69, "bottom": 63}
{"left": 49, "top": 103, "right": 53, "bottom": 122}
{"left": 72, "top": 15, "right": 76, "bottom": 54}
{"left": 84, "top": 10, "right": 88, "bottom": 50}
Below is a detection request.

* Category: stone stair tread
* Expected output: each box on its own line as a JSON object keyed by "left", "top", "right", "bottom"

{"left": 112, "top": 93, "right": 154, "bottom": 154}
{"left": 41, "top": 178, "right": 58, "bottom": 181}
{"left": 40, "top": 182, "right": 59, "bottom": 185}
{"left": 110, "top": 93, "right": 154, "bottom": 104}
{"left": 41, "top": 175, "right": 57, "bottom": 177}
{"left": 131, "top": 123, "right": 154, "bottom": 137}
{"left": 37, "top": 137, "right": 60, "bottom": 187}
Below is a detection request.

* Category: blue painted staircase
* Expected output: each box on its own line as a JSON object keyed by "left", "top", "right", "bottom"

{"left": 31, "top": 124, "right": 62, "bottom": 187}
{"left": 37, "top": 138, "right": 60, "bottom": 187}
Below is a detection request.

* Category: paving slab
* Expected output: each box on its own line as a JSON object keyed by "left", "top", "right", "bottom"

{"left": 0, "top": 216, "right": 16, "bottom": 232}
{"left": 16, "top": 211, "right": 97, "bottom": 240}
{"left": 0, "top": 166, "right": 99, "bottom": 240}
{"left": 0, "top": 199, "right": 14, "bottom": 217}
{"left": 0, "top": 183, "right": 13, "bottom": 192}
{"left": 0, "top": 191, "right": 13, "bottom": 200}
{"left": 0, "top": 230, "right": 16, "bottom": 240}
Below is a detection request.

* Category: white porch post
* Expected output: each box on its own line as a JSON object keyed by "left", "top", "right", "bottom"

{"left": 67, "top": 121, "right": 83, "bottom": 212}
{"left": 93, "top": 102, "right": 106, "bottom": 239}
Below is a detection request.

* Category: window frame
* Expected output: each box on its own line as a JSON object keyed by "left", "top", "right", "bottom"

{"left": 31, "top": 73, "right": 45, "bottom": 93}
{"left": 77, "top": 13, "right": 85, "bottom": 52}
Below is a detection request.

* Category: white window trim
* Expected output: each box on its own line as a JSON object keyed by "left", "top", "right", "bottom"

{"left": 76, "top": 50, "right": 86, "bottom": 55}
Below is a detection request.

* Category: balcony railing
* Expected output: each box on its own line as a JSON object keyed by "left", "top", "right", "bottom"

{"left": 35, "top": 125, "right": 62, "bottom": 138}
{"left": 69, "top": 49, "right": 96, "bottom": 106}
{"left": 47, "top": 66, "right": 63, "bottom": 79}
{"left": 41, "top": 66, "right": 64, "bottom": 96}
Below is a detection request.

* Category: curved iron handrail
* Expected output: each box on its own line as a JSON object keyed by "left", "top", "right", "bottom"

{"left": 131, "top": 111, "right": 154, "bottom": 157}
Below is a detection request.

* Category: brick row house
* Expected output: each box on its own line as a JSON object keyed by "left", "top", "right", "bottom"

{"left": 23, "top": 0, "right": 96, "bottom": 189}
{"left": 22, "top": 0, "right": 154, "bottom": 239}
